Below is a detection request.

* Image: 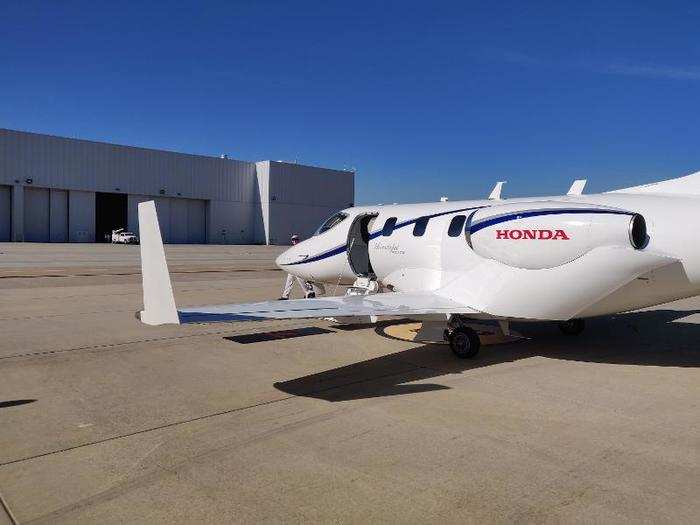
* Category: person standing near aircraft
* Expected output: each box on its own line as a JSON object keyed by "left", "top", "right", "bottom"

{"left": 279, "top": 234, "right": 315, "bottom": 300}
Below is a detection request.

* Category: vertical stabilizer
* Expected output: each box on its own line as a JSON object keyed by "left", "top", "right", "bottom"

{"left": 567, "top": 179, "right": 587, "bottom": 196}
{"left": 488, "top": 181, "right": 506, "bottom": 200}
{"left": 138, "top": 201, "right": 180, "bottom": 325}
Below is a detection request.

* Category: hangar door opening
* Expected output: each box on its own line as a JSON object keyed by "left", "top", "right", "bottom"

{"left": 96, "top": 193, "right": 127, "bottom": 242}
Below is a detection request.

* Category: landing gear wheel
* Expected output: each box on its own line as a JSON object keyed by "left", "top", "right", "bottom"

{"left": 557, "top": 318, "right": 585, "bottom": 336}
{"left": 449, "top": 327, "right": 481, "bottom": 358}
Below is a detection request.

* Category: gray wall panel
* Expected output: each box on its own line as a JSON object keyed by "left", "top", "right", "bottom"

{"left": 208, "top": 201, "right": 256, "bottom": 244}
{"left": 127, "top": 195, "right": 151, "bottom": 235}
{"left": 68, "top": 190, "right": 95, "bottom": 242}
{"left": 24, "top": 187, "right": 50, "bottom": 242}
{"left": 50, "top": 189, "right": 68, "bottom": 242}
{"left": 169, "top": 198, "right": 189, "bottom": 243}
{"left": 0, "top": 185, "right": 10, "bottom": 241}
{"left": 187, "top": 200, "right": 206, "bottom": 243}
{"left": 154, "top": 197, "right": 171, "bottom": 242}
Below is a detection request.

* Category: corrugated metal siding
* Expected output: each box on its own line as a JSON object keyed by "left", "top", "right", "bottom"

{"left": 187, "top": 200, "right": 207, "bottom": 243}
{"left": 24, "top": 187, "right": 50, "bottom": 242}
{"left": 1, "top": 130, "right": 355, "bottom": 245}
{"left": 269, "top": 161, "right": 354, "bottom": 208}
{"left": 68, "top": 191, "right": 95, "bottom": 242}
{"left": 0, "top": 129, "right": 257, "bottom": 202}
{"left": 49, "top": 189, "right": 68, "bottom": 242}
{"left": 266, "top": 161, "right": 355, "bottom": 244}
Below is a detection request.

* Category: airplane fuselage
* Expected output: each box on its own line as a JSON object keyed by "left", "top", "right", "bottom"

{"left": 276, "top": 191, "right": 700, "bottom": 320}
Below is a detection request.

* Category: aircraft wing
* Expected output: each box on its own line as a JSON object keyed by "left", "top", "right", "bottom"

{"left": 176, "top": 293, "right": 478, "bottom": 324}
{"left": 135, "top": 201, "right": 480, "bottom": 326}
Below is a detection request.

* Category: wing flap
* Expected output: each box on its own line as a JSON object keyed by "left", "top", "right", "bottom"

{"left": 177, "top": 292, "right": 480, "bottom": 324}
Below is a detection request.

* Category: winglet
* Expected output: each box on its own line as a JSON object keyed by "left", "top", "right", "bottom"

{"left": 137, "top": 201, "right": 180, "bottom": 325}
{"left": 567, "top": 179, "right": 587, "bottom": 196}
{"left": 488, "top": 181, "right": 506, "bottom": 200}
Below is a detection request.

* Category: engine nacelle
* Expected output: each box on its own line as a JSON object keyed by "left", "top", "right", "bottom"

{"left": 467, "top": 201, "right": 646, "bottom": 269}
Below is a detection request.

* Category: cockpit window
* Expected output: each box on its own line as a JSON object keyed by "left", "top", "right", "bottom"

{"left": 315, "top": 212, "right": 348, "bottom": 235}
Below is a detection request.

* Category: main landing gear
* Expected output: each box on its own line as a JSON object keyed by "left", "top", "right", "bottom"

{"left": 448, "top": 326, "right": 481, "bottom": 359}
{"left": 557, "top": 318, "right": 585, "bottom": 335}
{"left": 444, "top": 315, "right": 482, "bottom": 358}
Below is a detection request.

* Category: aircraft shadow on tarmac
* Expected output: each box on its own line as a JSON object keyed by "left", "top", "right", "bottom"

{"left": 0, "top": 399, "right": 37, "bottom": 409}
{"left": 273, "top": 309, "right": 700, "bottom": 402}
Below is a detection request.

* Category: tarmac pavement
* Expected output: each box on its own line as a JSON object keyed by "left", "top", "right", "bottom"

{"left": 0, "top": 244, "right": 698, "bottom": 524}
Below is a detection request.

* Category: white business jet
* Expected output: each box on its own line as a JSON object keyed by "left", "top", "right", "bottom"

{"left": 137, "top": 171, "right": 700, "bottom": 358}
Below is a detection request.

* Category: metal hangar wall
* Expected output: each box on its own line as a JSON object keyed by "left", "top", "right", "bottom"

{"left": 0, "top": 129, "right": 354, "bottom": 244}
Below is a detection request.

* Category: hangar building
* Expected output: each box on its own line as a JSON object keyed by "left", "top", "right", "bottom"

{"left": 0, "top": 129, "right": 354, "bottom": 244}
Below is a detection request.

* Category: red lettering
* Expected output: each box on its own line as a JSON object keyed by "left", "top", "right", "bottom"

{"left": 495, "top": 229, "right": 570, "bottom": 240}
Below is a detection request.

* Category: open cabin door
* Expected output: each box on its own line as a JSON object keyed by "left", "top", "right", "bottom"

{"left": 347, "top": 213, "right": 377, "bottom": 277}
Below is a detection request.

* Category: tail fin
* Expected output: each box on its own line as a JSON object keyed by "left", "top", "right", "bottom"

{"left": 137, "top": 201, "right": 180, "bottom": 325}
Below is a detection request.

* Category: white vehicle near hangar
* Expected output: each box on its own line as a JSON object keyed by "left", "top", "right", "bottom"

{"left": 136, "top": 171, "right": 700, "bottom": 358}
{"left": 111, "top": 228, "right": 139, "bottom": 244}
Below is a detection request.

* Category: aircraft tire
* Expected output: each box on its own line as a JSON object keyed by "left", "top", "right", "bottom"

{"left": 449, "top": 327, "right": 480, "bottom": 358}
{"left": 557, "top": 318, "right": 586, "bottom": 335}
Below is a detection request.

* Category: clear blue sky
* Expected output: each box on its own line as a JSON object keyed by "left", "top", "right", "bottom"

{"left": 2, "top": 1, "right": 699, "bottom": 204}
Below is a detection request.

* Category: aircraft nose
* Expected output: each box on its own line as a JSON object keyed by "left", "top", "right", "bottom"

{"left": 275, "top": 249, "right": 292, "bottom": 269}
{"left": 275, "top": 244, "right": 306, "bottom": 269}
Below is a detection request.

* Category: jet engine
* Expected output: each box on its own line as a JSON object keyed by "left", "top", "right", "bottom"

{"left": 466, "top": 201, "right": 647, "bottom": 269}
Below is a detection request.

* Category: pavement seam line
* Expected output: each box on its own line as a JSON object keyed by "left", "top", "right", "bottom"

{"left": 0, "top": 395, "right": 296, "bottom": 468}
{"left": 0, "top": 320, "right": 317, "bottom": 360}
{"left": 0, "top": 359, "right": 427, "bottom": 469}
{"left": 0, "top": 489, "right": 18, "bottom": 525}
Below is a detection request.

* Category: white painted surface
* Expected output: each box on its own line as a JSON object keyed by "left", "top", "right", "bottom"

{"left": 488, "top": 181, "right": 506, "bottom": 200}
{"left": 138, "top": 201, "right": 180, "bottom": 325}
{"left": 567, "top": 179, "right": 587, "bottom": 195}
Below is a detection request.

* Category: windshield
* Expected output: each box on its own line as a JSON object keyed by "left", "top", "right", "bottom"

{"left": 315, "top": 212, "right": 348, "bottom": 235}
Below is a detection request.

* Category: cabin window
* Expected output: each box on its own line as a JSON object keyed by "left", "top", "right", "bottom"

{"left": 448, "top": 215, "right": 466, "bottom": 237}
{"left": 413, "top": 217, "right": 429, "bottom": 236}
{"left": 315, "top": 212, "right": 348, "bottom": 235}
{"left": 382, "top": 217, "right": 398, "bottom": 236}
